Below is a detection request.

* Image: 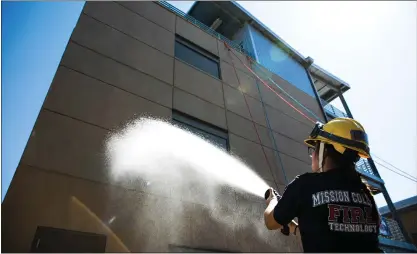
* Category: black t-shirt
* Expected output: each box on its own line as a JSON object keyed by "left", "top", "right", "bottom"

{"left": 273, "top": 169, "right": 382, "bottom": 253}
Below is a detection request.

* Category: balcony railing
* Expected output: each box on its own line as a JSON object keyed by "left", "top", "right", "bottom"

{"left": 381, "top": 217, "right": 407, "bottom": 242}
{"left": 324, "top": 103, "right": 348, "bottom": 119}
{"left": 356, "top": 158, "right": 376, "bottom": 177}
{"left": 379, "top": 217, "right": 417, "bottom": 252}
{"left": 158, "top": 1, "right": 252, "bottom": 58}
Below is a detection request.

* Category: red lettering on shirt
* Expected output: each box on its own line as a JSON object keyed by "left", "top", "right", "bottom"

{"left": 328, "top": 204, "right": 340, "bottom": 222}
{"left": 365, "top": 207, "right": 376, "bottom": 225}
{"left": 350, "top": 207, "right": 366, "bottom": 224}
{"left": 341, "top": 206, "right": 351, "bottom": 223}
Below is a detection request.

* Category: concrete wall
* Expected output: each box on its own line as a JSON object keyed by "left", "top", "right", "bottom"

{"left": 400, "top": 209, "right": 417, "bottom": 245}
{"left": 2, "top": 2, "right": 327, "bottom": 252}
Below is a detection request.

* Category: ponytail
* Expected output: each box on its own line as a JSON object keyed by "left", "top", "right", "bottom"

{"left": 324, "top": 144, "right": 359, "bottom": 172}
{"left": 324, "top": 144, "right": 380, "bottom": 234}
{"left": 325, "top": 144, "right": 372, "bottom": 197}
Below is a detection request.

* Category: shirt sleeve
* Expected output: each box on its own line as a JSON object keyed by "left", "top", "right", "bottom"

{"left": 273, "top": 176, "right": 301, "bottom": 226}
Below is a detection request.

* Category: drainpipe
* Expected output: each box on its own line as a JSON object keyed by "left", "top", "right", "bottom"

{"left": 337, "top": 91, "right": 413, "bottom": 244}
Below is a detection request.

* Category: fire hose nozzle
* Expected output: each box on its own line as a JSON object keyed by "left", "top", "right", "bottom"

{"left": 264, "top": 188, "right": 279, "bottom": 200}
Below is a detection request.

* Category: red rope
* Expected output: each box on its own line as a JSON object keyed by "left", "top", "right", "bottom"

{"left": 226, "top": 42, "right": 285, "bottom": 189}
{"left": 224, "top": 42, "right": 316, "bottom": 124}
{"left": 243, "top": 84, "right": 283, "bottom": 186}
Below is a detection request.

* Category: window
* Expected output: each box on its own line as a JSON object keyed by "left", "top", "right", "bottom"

{"left": 172, "top": 110, "right": 228, "bottom": 151}
{"left": 249, "top": 26, "right": 316, "bottom": 97}
{"left": 31, "top": 226, "right": 106, "bottom": 253}
{"left": 175, "top": 36, "right": 221, "bottom": 79}
{"left": 169, "top": 244, "right": 233, "bottom": 253}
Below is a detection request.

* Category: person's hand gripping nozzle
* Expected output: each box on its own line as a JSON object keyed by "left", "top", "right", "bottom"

{"left": 264, "top": 188, "right": 290, "bottom": 236}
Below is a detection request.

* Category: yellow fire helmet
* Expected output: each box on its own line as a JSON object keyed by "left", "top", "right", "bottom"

{"left": 304, "top": 117, "right": 370, "bottom": 159}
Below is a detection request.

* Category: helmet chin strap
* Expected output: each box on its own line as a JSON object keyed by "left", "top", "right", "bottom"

{"left": 318, "top": 142, "right": 325, "bottom": 173}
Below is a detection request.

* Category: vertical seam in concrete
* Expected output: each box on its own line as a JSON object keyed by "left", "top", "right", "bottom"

{"left": 227, "top": 46, "right": 282, "bottom": 186}
{"left": 172, "top": 16, "right": 177, "bottom": 112}
{"left": 218, "top": 42, "right": 229, "bottom": 133}
{"left": 172, "top": 62, "right": 175, "bottom": 112}
{"left": 226, "top": 45, "right": 289, "bottom": 185}
{"left": 255, "top": 85, "right": 289, "bottom": 185}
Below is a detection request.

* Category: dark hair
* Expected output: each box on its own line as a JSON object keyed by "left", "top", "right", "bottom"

{"left": 324, "top": 144, "right": 372, "bottom": 197}
{"left": 324, "top": 144, "right": 360, "bottom": 171}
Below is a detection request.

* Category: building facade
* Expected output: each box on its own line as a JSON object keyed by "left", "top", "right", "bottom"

{"left": 379, "top": 196, "right": 417, "bottom": 246}
{"left": 2, "top": 1, "right": 415, "bottom": 252}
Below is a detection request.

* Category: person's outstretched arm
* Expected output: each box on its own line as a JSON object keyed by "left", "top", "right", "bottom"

{"left": 264, "top": 177, "right": 301, "bottom": 235}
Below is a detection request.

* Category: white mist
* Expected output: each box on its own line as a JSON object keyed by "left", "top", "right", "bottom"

{"left": 105, "top": 118, "right": 269, "bottom": 198}
{"left": 102, "top": 118, "right": 296, "bottom": 252}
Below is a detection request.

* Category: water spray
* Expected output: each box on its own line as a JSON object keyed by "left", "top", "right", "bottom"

{"left": 104, "top": 117, "right": 297, "bottom": 247}
{"left": 105, "top": 118, "right": 270, "bottom": 197}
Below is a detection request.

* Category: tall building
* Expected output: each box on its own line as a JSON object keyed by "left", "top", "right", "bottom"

{"left": 2, "top": 1, "right": 416, "bottom": 252}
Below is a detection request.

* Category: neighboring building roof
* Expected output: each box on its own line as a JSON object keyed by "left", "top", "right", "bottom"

{"left": 188, "top": 1, "right": 350, "bottom": 102}
{"left": 379, "top": 195, "right": 417, "bottom": 215}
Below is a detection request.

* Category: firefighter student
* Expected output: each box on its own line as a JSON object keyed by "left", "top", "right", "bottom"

{"left": 263, "top": 118, "right": 382, "bottom": 252}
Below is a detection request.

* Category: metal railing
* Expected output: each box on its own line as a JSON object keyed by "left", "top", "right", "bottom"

{"left": 324, "top": 103, "right": 349, "bottom": 119}
{"left": 381, "top": 217, "right": 407, "bottom": 242}
{"left": 356, "top": 158, "right": 376, "bottom": 176}
{"left": 158, "top": 1, "right": 253, "bottom": 58}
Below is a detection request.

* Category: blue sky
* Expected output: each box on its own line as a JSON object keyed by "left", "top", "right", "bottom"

{"left": 2, "top": 1, "right": 416, "bottom": 207}
{"left": 1, "top": 1, "right": 85, "bottom": 201}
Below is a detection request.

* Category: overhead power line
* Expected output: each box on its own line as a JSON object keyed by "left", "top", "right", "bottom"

{"left": 372, "top": 153, "right": 417, "bottom": 180}
{"left": 373, "top": 160, "right": 417, "bottom": 183}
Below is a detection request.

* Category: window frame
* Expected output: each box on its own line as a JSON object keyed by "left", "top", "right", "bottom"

{"left": 174, "top": 35, "right": 221, "bottom": 79}
{"left": 168, "top": 244, "right": 234, "bottom": 253}
{"left": 172, "top": 110, "right": 229, "bottom": 151}
{"left": 30, "top": 226, "right": 107, "bottom": 253}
